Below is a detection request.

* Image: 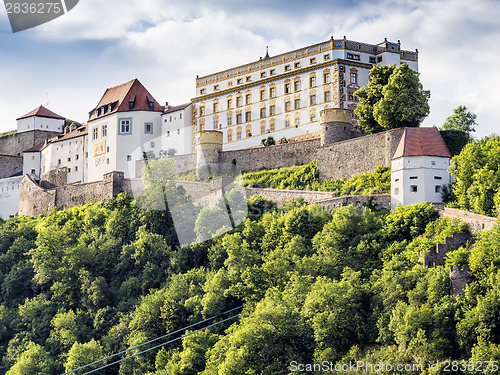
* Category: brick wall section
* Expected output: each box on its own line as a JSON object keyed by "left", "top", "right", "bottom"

{"left": 421, "top": 232, "right": 471, "bottom": 267}
{"left": 244, "top": 187, "right": 336, "bottom": 207}
{"left": 0, "top": 130, "right": 60, "bottom": 156}
{"left": 450, "top": 265, "right": 473, "bottom": 295}
{"left": 437, "top": 208, "right": 498, "bottom": 233}
{"left": 0, "top": 155, "right": 23, "bottom": 178}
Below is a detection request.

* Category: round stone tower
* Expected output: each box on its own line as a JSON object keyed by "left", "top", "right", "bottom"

{"left": 196, "top": 130, "right": 223, "bottom": 180}
{"left": 320, "top": 108, "right": 353, "bottom": 146}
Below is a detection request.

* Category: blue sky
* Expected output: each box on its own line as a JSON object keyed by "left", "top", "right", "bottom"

{"left": 0, "top": 0, "right": 499, "bottom": 137}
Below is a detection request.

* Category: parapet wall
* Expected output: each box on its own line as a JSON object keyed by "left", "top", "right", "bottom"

{"left": 0, "top": 155, "right": 23, "bottom": 179}
{"left": 421, "top": 232, "right": 471, "bottom": 267}
{"left": 437, "top": 208, "right": 498, "bottom": 233}
{"left": 0, "top": 130, "right": 60, "bottom": 156}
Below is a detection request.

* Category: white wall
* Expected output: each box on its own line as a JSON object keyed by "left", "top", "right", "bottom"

{"left": 87, "top": 111, "right": 162, "bottom": 182}
{"left": 391, "top": 155, "right": 451, "bottom": 209}
{"left": 0, "top": 176, "right": 22, "bottom": 219}
{"left": 23, "top": 151, "right": 41, "bottom": 181}
{"left": 161, "top": 105, "right": 193, "bottom": 155}
{"left": 17, "top": 116, "right": 64, "bottom": 133}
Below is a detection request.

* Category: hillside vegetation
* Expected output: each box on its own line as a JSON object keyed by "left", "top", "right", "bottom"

{"left": 1, "top": 177, "right": 500, "bottom": 373}
{"left": 242, "top": 161, "right": 390, "bottom": 195}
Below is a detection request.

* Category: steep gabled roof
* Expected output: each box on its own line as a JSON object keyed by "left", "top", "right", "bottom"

{"left": 88, "top": 79, "right": 163, "bottom": 121}
{"left": 17, "top": 105, "right": 65, "bottom": 120}
{"left": 392, "top": 127, "right": 452, "bottom": 159}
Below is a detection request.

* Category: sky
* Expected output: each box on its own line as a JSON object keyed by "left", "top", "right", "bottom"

{"left": 0, "top": 0, "right": 499, "bottom": 138}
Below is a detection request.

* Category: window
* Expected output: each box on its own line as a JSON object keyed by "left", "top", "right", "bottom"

{"left": 177, "top": 129, "right": 180, "bottom": 135}
{"left": 227, "top": 99, "right": 232, "bottom": 108}
{"left": 310, "top": 76, "right": 316, "bottom": 87}
{"left": 236, "top": 96, "right": 242, "bottom": 107}
{"left": 180, "top": 113, "right": 182, "bottom": 119}
{"left": 285, "top": 118, "right": 290, "bottom": 128}
{"left": 213, "top": 117, "right": 218, "bottom": 128}
{"left": 310, "top": 95, "right": 316, "bottom": 105}
{"left": 394, "top": 187, "right": 399, "bottom": 195}
{"left": 260, "top": 122, "right": 266, "bottom": 134}
{"left": 106, "top": 158, "right": 110, "bottom": 164}
{"left": 260, "top": 107, "right": 266, "bottom": 118}
{"left": 213, "top": 102, "right": 218, "bottom": 112}
{"left": 294, "top": 62, "right": 300, "bottom": 68}
{"left": 32, "top": 155, "right": 35, "bottom": 160}
{"left": 324, "top": 72, "right": 330, "bottom": 84}
{"left": 31, "top": 169, "right": 35, "bottom": 174}
{"left": 435, "top": 185, "right": 442, "bottom": 193}
{"left": 200, "top": 106, "right": 205, "bottom": 116}
{"left": 67, "top": 157, "right": 71, "bottom": 162}
{"left": 227, "top": 115, "right": 232, "bottom": 126}
{"left": 310, "top": 112, "right": 316, "bottom": 122}
{"left": 324, "top": 53, "right": 331, "bottom": 60}
{"left": 285, "top": 65, "right": 291, "bottom": 71}
{"left": 434, "top": 176, "right": 442, "bottom": 180}
{"left": 269, "top": 105, "right": 276, "bottom": 115}
{"left": 102, "top": 124, "right": 108, "bottom": 137}
{"left": 150, "top": 141, "right": 155, "bottom": 148}
{"left": 200, "top": 88, "right": 206, "bottom": 95}
{"left": 246, "top": 76, "right": 252, "bottom": 82}
{"left": 409, "top": 176, "right": 418, "bottom": 180}
{"left": 270, "top": 87, "right": 276, "bottom": 98}
{"left": 347, "top": 53, "right": 360, "bottom": 61}
{"left": 119, "top": 118, "right": 132, "bottom": 134}
{"left": 237, "top": 78, "right": 243, "bottom": 84}
{"left": 167, "top": 130, "right": 170, "bottom": 137}
{"left": 92, "top": 127, "right": 98, "bottom": 140}
{"left": 285, "top": 101, "right": 291, "bottom": 112}
{"left": 144, "top": 123, "right": 153, "bottom": 134}
{"left": 76, "top": 154, "right": 79, "bottom": 160}
{"left": 324, "top": 91, "right": 331, "bottom": 102}
{"left": 228, "top": 81, "right": 233, "bottom": 87}
{"left": 246, "top": 125, "right": 252, "bottom": 137}
{"left": 410, "top": 185, "right": 418, "bottom": 192}
{"left": 148, "top": 102, "right": 154, "bottom": 111}
{"left": 295, "top": 115, "right": 300, "bottom": 126}
{"left": 270, "top": 120, "right": 275, "bottom": 131}
{"left": 236, "top": 127, "right": 242, "bottom": 140}
{"left": 377, "top": 56, "right": 383, "bottom": 63}
{"left": 260, "top": 71, "right": 266, "bottom": 78}
{"left": 75, "top": 166, "right": 78, "bottom": 172}
{"left": 369, "top": 56, "right": 376, "bottom": 63}
{"left": 227, "top": 130, "right": 233, "bottom": 142}
{"left": 127, "top": 155, "right": 132, "bottom": 161}
{"left": 236, "top": 113, "right": 242, "bottom": 124}
{"left": 214, "top": 84, "right": 219, "bottom": 91}
{"left": 350, "top": 72, "right": 358, "bottom": 84}
{"left": 285, "top": 83, "right": 291, "bottom": 94}
{"left": 294, "top": 99, "right": 300, "bottom": 109}
{"left": 245, "top": 111, "right": 251, "bottom": 122}
{"left": 310, "top": 57, "right": 316, "bottom": 64}
{"left": 270, "top": 69, "right": 276, "bottom": 75}
{"left": 245, "top": 94, "right": 251, "bottom": 105}
{"left": 68, "top": 168, "right": 71, "bottom": 173}
{"left": 294, "top": 80, "right": 300, "bottom": 91}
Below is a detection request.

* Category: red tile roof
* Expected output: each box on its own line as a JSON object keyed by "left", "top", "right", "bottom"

{"left": 17, "top": 105, "right": 65, "bottom": 120}
{"left": 89, "top": 79, "right": 163, "bottom": 121}
{"left": 164, "top": 103, "right": 191, "bottom": 114}
{"left": 392, "top": 127, "right": 452, "bottom": 159}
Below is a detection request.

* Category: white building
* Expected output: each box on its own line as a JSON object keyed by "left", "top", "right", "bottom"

{"left": 16, "top": 105, "right": 65, "bottom": 133}
{"left": 193, "top": 37, "right": 418, "bottom": 150}
{"left": 0, "top": 176, "right": 23, "bottom": 219}
{"left": 161, "top": 103, "right": 193, "bottom": 156}
{"left": 86, "top": 79, "right": 163, "bottom": 182}
{"left": 391, "top": 127, "right": 452, "bottom": 209}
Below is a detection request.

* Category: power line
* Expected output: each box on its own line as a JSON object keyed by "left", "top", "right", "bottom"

{"left": 79, "top": 313, "right": 241, "bottom": 375}
{"left": 62, "top": 305, "right": 243, "bottom": 375}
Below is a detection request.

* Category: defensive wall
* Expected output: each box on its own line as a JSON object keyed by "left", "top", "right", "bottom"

{"left": 437, "top": 207, "right": 498, "bottom": 233}
{"left": 420, "top": 232, "right": 471, "bottom": 268}
{"left": 0, "top": 155, "right": 23, "bottom": 179}
{"left": 0, "top": 129, "right": 60, "bottom": 156}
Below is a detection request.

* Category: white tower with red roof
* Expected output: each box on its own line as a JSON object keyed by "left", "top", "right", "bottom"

{"left": 391, "top": 127, "right": 452, "bottom": 209}
{"left": 16, "top": 105, "right": 65, "bottom": 133}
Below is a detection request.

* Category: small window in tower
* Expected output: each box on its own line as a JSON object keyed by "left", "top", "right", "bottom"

{"left": 285, "top": 65, "right": 291, "bottom": 71}
{"left": 410, "top": 176, "right": 418, "bottom": 179}
{"left": 310, "top": 57, "right": 316, "bottom": 64}
{"left": 394, "top": 187, "right": 399, "bottom": 195}
{"left": 410, "top": 185, "right": 418, "bottom": 192}
{"left": 435, "top": 185, "right": 442, "bottom": 193}
{"left": 294, "top": 62, "right": 300, "bottom": 69}
{"left": 261, "top": 71, "right": 266, "bottom": 78}
{"left": 434, "top": 176, "right": 442, "bottom": 180}
{"left": 127, "top": 155, "right": 132, "bottom": 161}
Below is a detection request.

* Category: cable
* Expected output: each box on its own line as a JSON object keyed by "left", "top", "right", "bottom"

{"left": 79, "top": 313, "right": 241, "bottom": 375}
{"left": 62, "top": 305, "right": 243, "bottom": 375}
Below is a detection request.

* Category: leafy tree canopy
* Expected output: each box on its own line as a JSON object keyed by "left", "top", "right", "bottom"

{"left": 442, "top": 105, "right": 477, "bottom": 134}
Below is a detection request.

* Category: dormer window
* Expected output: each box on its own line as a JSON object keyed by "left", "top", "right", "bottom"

{"left": 97, "top": 108, "right": 101, "bottom": 116}
{"left": 148, "top": 102, "right": 154, "bottom": 111}
{"left": 129, "top": 101, "right": 134, "bottom": 111}
{"left": 108, "top": 104, "right": 112, "bottom": 112}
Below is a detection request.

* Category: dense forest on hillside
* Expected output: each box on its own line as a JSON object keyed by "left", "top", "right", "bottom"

{"left": 1, "top": 173, "right": 500, "bottom": 373}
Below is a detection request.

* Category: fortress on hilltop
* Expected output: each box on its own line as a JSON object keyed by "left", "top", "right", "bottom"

{"left": 0, "top": 37, "right": 469, "bottom": 227}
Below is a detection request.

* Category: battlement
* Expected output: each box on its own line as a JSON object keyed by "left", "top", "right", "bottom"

{"left": 421, "top": 232, "right": 470, "bottom": 268}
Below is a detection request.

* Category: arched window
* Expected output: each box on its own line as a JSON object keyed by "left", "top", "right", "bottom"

{"left": 260, "top": 121, "right": 266, "bottom": 134}
{"left": 285, "top": 114, "right": 291, "bottom": 128}
{"left": 269, "top": 119, "right": 275, "bottom": 132}
{"left": 245, "top": 124, "right": 252, "bottom": 138}
{"left": 236, "top": 126, "right": 242, "bottom": 140}
{"left": 294, "top": 113, "right": 301, "bottom": 126}
{"left": 227, "top": 129, "right": 233, "bottom": 142}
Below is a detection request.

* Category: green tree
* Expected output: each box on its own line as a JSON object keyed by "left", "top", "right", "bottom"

{"left": 261, "top": 136, "right": 275, "bottom": 146}
{"left": 6, "top": 341, "right": 55, "bottom": 375}
{"left": 64, "top": 339, "right": 104, "bottom": 375}
{"left": 355, "top": 64, "right": 430, "bottom": 133}
{"left": 442, "top": 105, "right": 477, "bottom": 135}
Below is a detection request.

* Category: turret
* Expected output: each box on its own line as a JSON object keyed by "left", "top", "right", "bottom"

{"left": 320, "top": 108, "right": 353, "bottom": 146}
{"left": 196, "top": 130, "right": 223, "bottom": 180}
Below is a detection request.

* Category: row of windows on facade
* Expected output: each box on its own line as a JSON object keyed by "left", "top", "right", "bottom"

{"left": 346, "top": 53, "right": 383, "bottom": 64}
{"left": 199, "top": 72, "right": 358, "bottom": 116}
{"left": 222, "top": 114, "right": 312, "bottom": 142}
{"left": 394, "top": 185, "right": 443, "bottom": 194}
{"left": 0, "top": 185, "right": 19, "bottom": 192}
{"left": 200, "top": 53, "right": 334, "bottom": 94}
{"left": 91, "top": 121, "right": 154, "bottom": 140}
{"left": 164, "top": 113, "right": 183, "bottom": 122}
{"left": 95, "top": 100, "right": 155, "bottom": 118}
{"left": 26, "top": 124, "right": 60, "bottom": 130}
